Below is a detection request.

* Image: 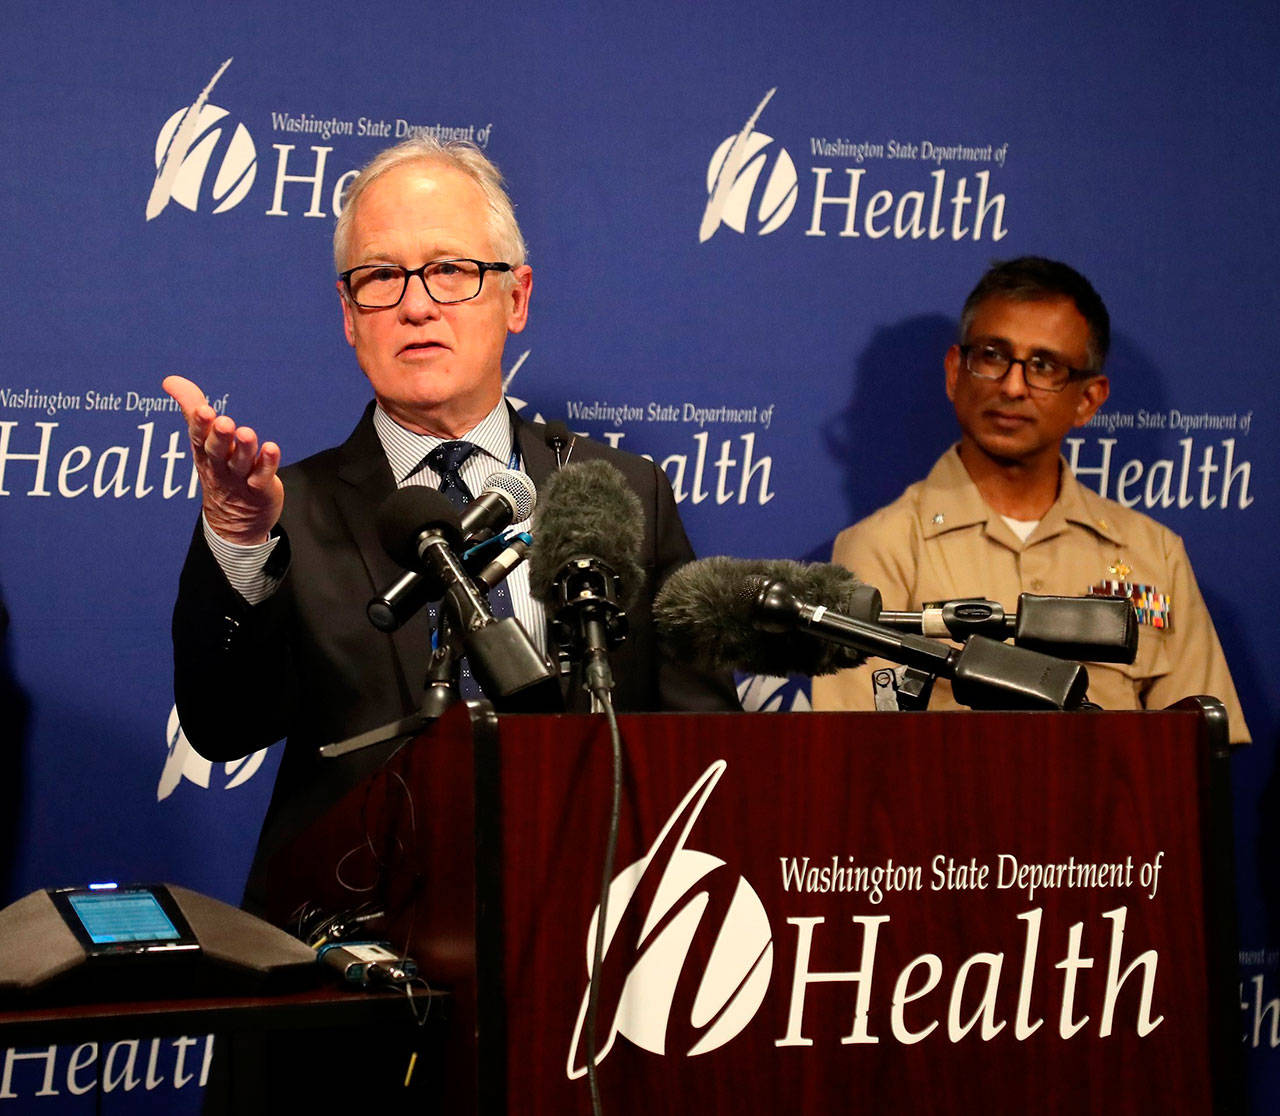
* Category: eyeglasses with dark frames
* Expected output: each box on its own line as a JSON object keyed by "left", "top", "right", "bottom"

{"left": 959, "top": 342, "right": 1092, "bottom": 393}
{"left": 339, "top": 258, "right": 513, "bottom": 309}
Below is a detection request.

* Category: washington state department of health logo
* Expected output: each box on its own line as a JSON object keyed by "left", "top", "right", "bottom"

{"left": 566, "top": 761, "right": 773, "bottom": 1078}
{"left": 157, "top": 704, "right": 267, "bottom": 801}
{"left": 146, "top": 58, "right": 257, "bottom": 221}
{"left": 699, "top": 88, "right": 797, "bottom": 242}
{"left": 738, "top": 674, "right": 810, "bottom": 712}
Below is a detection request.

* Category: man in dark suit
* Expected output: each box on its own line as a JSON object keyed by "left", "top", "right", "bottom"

{"left": 165, "top": 137, "right": 737, "bottom": 905}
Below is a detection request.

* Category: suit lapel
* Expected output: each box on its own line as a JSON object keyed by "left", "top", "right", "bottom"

{"left": 331, "top": 404, "right": 434, "bottom": 710}
{"left": 512, "top": 407, "right": 558, "bottom": 488}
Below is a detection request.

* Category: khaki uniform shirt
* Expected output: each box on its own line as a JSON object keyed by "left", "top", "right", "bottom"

{"left": 812, "top": 446, "right": 1251, "bottom": 743}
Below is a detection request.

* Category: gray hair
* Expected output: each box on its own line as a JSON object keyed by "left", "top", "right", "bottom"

{"left": 332, "top": 136, "right": 527, "bottom": 273}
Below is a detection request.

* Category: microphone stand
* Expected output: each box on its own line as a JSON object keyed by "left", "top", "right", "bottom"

{"left": 546, "top": 558, "right": 629, "bottom": 703}
{"left": 871, "top": 664, "right": 937, "bottom": 712}
{"left": 543, "top": 559, "right": 627, "bottom": 1116}
{"left": 319, "top": 605, "right": 467, "bottom": 760}
{"left": 875, "top": 593, "right": 1137, "bottom": 665}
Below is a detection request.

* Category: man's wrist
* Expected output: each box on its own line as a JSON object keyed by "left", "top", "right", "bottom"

{"left": 202, "top": 514, "right": 284, "bottom": 605}
{"left": 203, "top": 513, "right": 273, "bottom": 548}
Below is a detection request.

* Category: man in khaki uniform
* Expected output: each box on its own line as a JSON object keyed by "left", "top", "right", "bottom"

{"left": 812, "top": 257, "right": 1250, "bottom": 743}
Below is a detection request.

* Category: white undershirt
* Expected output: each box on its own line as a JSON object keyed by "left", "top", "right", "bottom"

{"left": 1000, "top": 515, "right": 1040, "bottom": 542}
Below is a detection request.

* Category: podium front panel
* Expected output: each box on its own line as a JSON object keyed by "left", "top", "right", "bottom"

{"left": 490, "top": 710, "right": 1214, "bottom": 1115}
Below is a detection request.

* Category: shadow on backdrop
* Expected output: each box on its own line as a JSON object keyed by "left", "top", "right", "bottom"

{"left": 1231, "top": 586, "right": 1280, "bottom": 944}
{"left": 817, "top": 313, "right": 958, "bottom": 562}
{"left": 1258, "top": 755, "right": 1280, "bottom": 953}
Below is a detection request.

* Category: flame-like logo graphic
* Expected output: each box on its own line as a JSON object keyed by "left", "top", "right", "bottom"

{"left": 566, "top": 761, "right": 773, "bottom": 1077}
{"left": 699, "top": 89, "right": 797, "bottom": 242}
{"left": 146, "top": 59, "right": 257, "bottom": 220}
{"left": 158, "top": 704, "right": 267, "bottom": 801}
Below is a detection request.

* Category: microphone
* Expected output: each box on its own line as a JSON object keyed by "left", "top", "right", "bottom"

{"left": 753, "top": 578, "right": 1089, "bottom": 710}
{"left": 654, "top": 558, "right": 1088, "bottom": 710}
{"left": 653, "top": 556, "right": 881, "bottom": 677}
{"left": 875, "top": 594, "right": 1138, "bottom": 664}
{"left": 528, "top": 461, "right": 643, "bottom": 695}
{"left": 367, "top": 532, "right": 532, "bottom": 633}
{"left": 1010, "top": 594, "right": 1137, "bottom": 663}
{"left": 459, "top": 469, "right": 536, "bottom": 543}
{"left": 375, "top": 486, "right": 480, "bottom": 613}
{"left": 366, "top": 567, "right": 434, "bottom": 634}
{"left": 374, "top": 486, "right": 559, "bottom": 709}
{"left": 367, "top": 471, "right": 536, "bottom": 632}
{"left": 475, "top": 533, "right": 532, "bottom": 591}
{"left": 543, "top": 421, "right": 574, "bottom": 468}
{"left": 877, "top": 598, "right": 1013, "bottom": 640}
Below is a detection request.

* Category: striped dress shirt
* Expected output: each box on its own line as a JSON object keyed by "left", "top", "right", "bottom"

{"left": 202, "top": 398, "right": 549, "bottom": 654}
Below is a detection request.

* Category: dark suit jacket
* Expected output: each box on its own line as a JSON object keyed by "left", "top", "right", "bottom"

{"left": 173, "top": 402, "right": 738, "bottom": 905}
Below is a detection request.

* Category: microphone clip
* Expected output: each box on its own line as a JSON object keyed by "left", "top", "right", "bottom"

{"left": 546, "top": 557, "right": 630, "bottom": 656}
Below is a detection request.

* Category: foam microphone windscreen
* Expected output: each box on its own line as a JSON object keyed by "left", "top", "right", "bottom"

{"left": 528, "top": 460, "right": 645, "bottom": 610}
{"left": 376, "top": 485, "right": 463, "bottom": 570}
{"left": 653, "top": 556, "right": 878, "bottom": 676}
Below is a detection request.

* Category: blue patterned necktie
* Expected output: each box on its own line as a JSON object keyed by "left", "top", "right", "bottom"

{"left": 421, "top": 441, "right": 513, "bottom": 698}
{"left": 424, "top": 441, "right": 478, "bottom": 510}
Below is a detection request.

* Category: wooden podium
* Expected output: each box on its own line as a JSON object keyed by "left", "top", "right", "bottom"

{"left": 265, "top": 701, "right": 1238, "bottom": 1114}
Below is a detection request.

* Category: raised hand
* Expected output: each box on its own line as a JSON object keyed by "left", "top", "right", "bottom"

{"left": 163, "top": 376, "right": 284, "bottom": 545}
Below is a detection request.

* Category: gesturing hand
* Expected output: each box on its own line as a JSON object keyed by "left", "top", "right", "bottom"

{"left": 163, "top": 376, "right": 284, "bottom": 545}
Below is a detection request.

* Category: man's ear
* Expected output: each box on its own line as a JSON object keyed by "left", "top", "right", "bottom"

{"left": 337, "top": 280, "right": 356, "bottom": 348}
{"left": 505, "top": 265, "right": 532, "bottom": 335}
{"left": 944, "top": 344, "right": 963, "bottom": 402}
{"left": 1073, "top": 374, "right": 1110, "bottom": 426}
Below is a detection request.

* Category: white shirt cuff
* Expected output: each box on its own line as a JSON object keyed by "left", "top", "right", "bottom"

{"left": 202, "top": 514, "right": 283, "bottom": 606}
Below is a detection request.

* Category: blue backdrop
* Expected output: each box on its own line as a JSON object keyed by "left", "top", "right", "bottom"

{"left": 2, "top": 2, "right": 1277, "bottom": 1109}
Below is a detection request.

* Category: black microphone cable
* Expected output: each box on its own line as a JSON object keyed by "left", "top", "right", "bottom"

{"left": 528, "top": 460, "right": 644, "bottom": 1116}
{"left": 584, "top": 684, "right": 622, "bottom": 1116}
